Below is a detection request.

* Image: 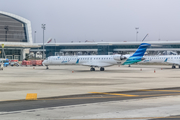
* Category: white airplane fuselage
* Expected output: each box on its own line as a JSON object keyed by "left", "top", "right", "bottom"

{"left": 43, "top": 55, "right": 126, "bottom": 67}
{"left": 141, "top": 55, "right": 180, "bottom": 68}
{"left": 42, "top": 43, "right": 151, "bottom": 71}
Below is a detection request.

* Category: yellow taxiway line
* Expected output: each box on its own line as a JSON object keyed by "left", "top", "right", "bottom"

{"left": 89, "top": 92, "right": 139, "bottom": 97}
{"left": 138, "top": 89, "right": 180, "bottom": 92}
{"left": 1, "top": 90, "right": 180, "bottom": 102}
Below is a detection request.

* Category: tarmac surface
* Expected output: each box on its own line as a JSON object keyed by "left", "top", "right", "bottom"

{"left": 1, "top": 64, "right": 180, "bottom": 119}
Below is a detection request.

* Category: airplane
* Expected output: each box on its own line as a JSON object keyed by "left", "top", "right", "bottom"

{"left": 141, "top": 55, "right": 180, "bottom": 69}
{"left": 42, "top": 43, "right": 151, "bottom": 71}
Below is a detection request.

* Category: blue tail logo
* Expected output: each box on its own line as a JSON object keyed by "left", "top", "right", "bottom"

{"left": 131, "top": 43, "right": 151, "bottom": 57}
{"left": 122, "top": 43, "right": 151, "bottom": 65}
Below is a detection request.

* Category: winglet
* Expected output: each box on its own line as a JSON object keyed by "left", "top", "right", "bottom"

{"left": 164, "top": 58, "right": 168, "bottom": 62}
{"left": 76, "top": 59, "right": 79, "bottom": 64}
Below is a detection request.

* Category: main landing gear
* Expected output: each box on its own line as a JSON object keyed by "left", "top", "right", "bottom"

{"left": 46, "top": 66, "right": 49, "bottom": 69}
{"left": 172, "top": 65, "right": 176, "bottom": 69}
{"left": 90, "top": 67, "right": 95, "bottom": 71}
{"left": 100, "top": 67, "right": 105, "bottom": 71}
{"left": 90, "top": 67, "right": 105, "bottom": 71}
{"left": 128, "top": 65, "right": 131, "bottom": 67}
{"left": 171, "top": 64, "right": 180, "bottom": 69}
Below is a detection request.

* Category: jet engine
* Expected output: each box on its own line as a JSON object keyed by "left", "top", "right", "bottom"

{"left": 141, "top": 57, "right": 145, "bottom": 61}
{"left": 113, "top": 55, "right": 127, "bottom": 61}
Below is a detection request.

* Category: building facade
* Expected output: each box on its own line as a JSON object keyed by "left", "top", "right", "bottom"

{"left": 0, "top": 11, "right": 38, "bottom": 60}
{"left": 31, "top": 41, "right": 180, "bottom": 58}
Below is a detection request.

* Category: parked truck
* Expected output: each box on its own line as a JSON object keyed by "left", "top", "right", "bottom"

{"left": 0, "top": 58, "right": 9, "bottom": 67}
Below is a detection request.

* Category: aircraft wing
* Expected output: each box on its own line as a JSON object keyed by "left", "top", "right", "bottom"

{"left": 166, "top": 59, "right": 180, "bottom": 65}
{"left": 81, "top": 62, "right": 113, "bottom": 67}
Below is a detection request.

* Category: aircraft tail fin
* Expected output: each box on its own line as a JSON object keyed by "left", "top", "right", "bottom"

{"left": 122, "top": 43, "right": 151, "bottom": 65}
{"left": 131, "top": 43, "right": 151, "bottom": 57}
{"left": 46, "top": 38, "right": 52, "bottom": 43}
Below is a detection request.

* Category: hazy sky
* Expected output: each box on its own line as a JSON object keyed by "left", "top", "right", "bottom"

{"left": 1, "top": 0, "right": 180, "bottom": 43}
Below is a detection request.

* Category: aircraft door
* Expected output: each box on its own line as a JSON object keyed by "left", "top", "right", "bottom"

{"left": 49, "top": 57, "right": 52, "bottom": 64}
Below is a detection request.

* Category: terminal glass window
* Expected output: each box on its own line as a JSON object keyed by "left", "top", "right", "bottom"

{"left": 0, "top": 14, "right": 27, "bottom": 42}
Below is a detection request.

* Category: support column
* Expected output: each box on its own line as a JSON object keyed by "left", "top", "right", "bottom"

{"left": 34, "top": 52, "right": 37, "bottom": 59}
{"left": 22, "top": 49, "right": 30, "bottom": 61}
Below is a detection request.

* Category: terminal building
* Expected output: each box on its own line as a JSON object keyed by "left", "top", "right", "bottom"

{"left": 1, "top": 11, "right": 180, "bottom": 61}
{"left": 31, "top": 41, "right": 180, "bottom": 58}
{"left": 0, "top": 11, "right": 38, "bottom": 61}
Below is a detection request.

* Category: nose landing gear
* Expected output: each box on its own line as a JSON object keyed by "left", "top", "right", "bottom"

{"left": 46, "top": 66, "right": 49, "bottom": 69}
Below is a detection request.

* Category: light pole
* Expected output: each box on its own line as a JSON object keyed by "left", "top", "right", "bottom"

{"left": 41, "top": 24, "right": 46, "bottom": 59}
{"left": 135, "top": 27, "right": 139, "bottom": 42}
{"left": 34, "top": 31, "right": 36, "bottom": 43}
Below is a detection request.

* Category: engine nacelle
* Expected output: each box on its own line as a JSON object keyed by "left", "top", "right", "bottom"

{"left": 141, "top": 57, "right": 145, "bottom": 61}
{"left": 113, "top": 55, "right": 127, "bottom": 61}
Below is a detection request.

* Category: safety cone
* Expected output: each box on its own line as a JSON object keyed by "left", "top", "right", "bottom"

{"left": 154, "top": 70, "right": 156, "bottom": 73}
{"left": 118, "top": 65, "right": 120, "bottom": 67}
{"left": 72, "top": 70, "right": 74, "bottom": 73}
{"left": 33, "top": 67, "right": 35, "bottom": 69}
{"left": 161, "top": 68, "right": 162, "bottom": 70}
{"left": 140, "top": 68, "right": 142, "bottom": 71}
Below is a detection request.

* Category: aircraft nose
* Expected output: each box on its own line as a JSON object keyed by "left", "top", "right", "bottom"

{"left": 42, "top": 60, "right": 46, "bottom": 66}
